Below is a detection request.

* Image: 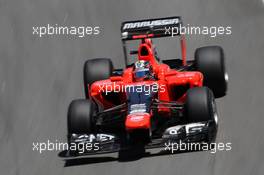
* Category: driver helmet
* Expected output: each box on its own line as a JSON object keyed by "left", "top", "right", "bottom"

{"left": 134, "top": 60, "right": 152, "bottom": 81}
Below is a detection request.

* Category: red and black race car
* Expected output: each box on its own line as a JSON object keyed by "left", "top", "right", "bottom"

{"left": 65, "top": 17, "right": 228, "bottom": 156}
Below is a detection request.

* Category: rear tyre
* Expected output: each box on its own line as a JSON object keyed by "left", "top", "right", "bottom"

{"left": 84, "top": 58, "right": 113, "bottom": 98}
{"left": 67, "top": 99, "right": 94, "bottom": 134}
{"left": 195, "top": 46, "right": 228, "bottom": 98}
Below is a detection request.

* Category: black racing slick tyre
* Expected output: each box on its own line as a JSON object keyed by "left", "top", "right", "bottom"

{"left": 195, "top": 46, "right": 228, "bottom": 98}
{"left": 67, "top": 99, "right": 94, "bottom": 134}
{"left": 83, "top": 58, "right": 113, "bottom": 98}
{"left": 185, "top": 87, "right": 217, "bottom": 123}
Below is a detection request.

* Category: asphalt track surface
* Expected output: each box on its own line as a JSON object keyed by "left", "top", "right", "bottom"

{"left": 1, "top": 0, "right": 264, "bottom": 175}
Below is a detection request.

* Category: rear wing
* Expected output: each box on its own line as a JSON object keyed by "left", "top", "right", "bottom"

{"left": 121, "top": 16, "right": 182, "bottom": 40}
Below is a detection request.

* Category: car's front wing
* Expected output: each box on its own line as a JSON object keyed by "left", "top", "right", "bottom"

{"left": 63, "top": 120, "right": 217, "bottom": 158}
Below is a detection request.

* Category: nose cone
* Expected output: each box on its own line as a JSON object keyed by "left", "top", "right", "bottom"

{"left": 125, "top": 113, "right": 151, "bottom": 130}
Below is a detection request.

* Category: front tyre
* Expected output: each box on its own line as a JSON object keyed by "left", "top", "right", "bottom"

{"left": 67, "top": 99, "right": 94, "bottom": 135}
{"left": 185, "top": 87, "right": 218, "bottom": 143}
{"left": 186, "top": 87, "right": 217, "bottom": 123}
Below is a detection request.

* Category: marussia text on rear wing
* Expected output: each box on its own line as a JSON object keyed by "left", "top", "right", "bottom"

{"left": 121, "top": 16, "right": 182, "bottom": 40}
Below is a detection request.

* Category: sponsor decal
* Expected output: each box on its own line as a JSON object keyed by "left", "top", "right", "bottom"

{"left": 130, "top": 104, "right": 147, "bottom": 114}
{"left": 123, "top": 18, "right": 180, "bottom": 30}
{"left": 130, "top": 115, "right": 144, "bottom": 121}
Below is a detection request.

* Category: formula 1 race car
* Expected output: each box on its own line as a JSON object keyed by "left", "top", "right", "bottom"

{"left": 65, "top": 16, "right": 228, "bottom": 157}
